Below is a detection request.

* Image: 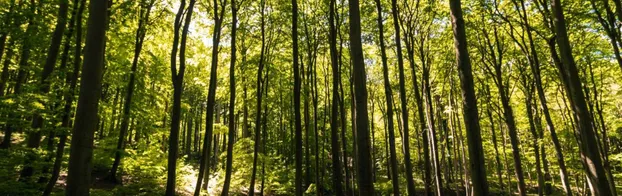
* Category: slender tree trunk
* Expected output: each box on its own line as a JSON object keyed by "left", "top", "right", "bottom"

{"left": 423, "top": 60, "right": 443, "bottom": 196}
{"left": 292, "top": 0, "right": 303, "bottom": 194}
{"left": 108, "top": 0, "right": 153, "bottom": 182}
{"left": 485, "top": 88, "right": 504, "bottom": 191}
{"left": 389, "top": 0, "right": 416, "bottom": 193}
{"left": 248, "top": 1, "right": 266, "bottom": 194}
{"left": 0, "top": 38, "right": 14, "bottom": 97}
{"left": 1, "top": 0, "right": 36, "bottom": 149}
{"left": 448, "top": 0, "right": 489, "bottom": 195}
{"left": 404, "top": 26, "right": 432, "bottom": 196}
{"left": 373, "top": 0, "right": 399, "bottom": 194}
{"left": 221, "top": 0, "right": 237, "bottom": 194}
{"left": 167, "top": 0, "right": 196, "bottom": 195}
{"left": 522, "top": 74, "right": 544, "bottom": 196}
{"left": 328, "top": 0, "right": 343, "bottom": 192}
{"left": 193, "top": 0, "right": 223, "bottom": 194}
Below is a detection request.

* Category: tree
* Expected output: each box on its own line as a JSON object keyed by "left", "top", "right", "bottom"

{"left": 221, "top": 0, "right": 238, "bottom": 193}
{"left": 167, "top": 0, "right": 196, "bottom": 194}
{"left": 194, "top": 0, "right": 225, "bottom": 194}
{"left": 328, "top": 0, "right": 344, "bottom": 194}
{"left": 373, "top": 0, "right": 400, "bottom": 193}
{"left": 389, "top": 0, "right": 416, "bottom": 194}
{"left": 65, "top": 0, "right": 108, "bottom": 194}
{"left": 448, "top": 0, "right": 489, "bottom": 195}
{"left": 248, "top": 0, "right": 267, "bottom": 194}
{"left": 348, "top": 0, "right": 375, "bottom": 194}
{"left": 292, "top": 0, "right": 303, "bottom": 194}
{"left": 108, "top": 0, "right": 155, "bottom": 183}
{"left": 550, "top": 0, "right": 613, "bottom": 194}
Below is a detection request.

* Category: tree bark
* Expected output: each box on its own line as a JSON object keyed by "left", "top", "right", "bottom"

{"left": 108, "top": 0, "right": 153, "bottom": 182}
{"left": 373, "top": 0, "right": 399, "bottom": 194}
{"left": 448, "top": 0, "right": 489, "bottom": 195}
{"left": 328, "top": 0, "right": 343, "bottom": 193}
{"left": 550, "top": 0, "right": 613, "bottom": 194}
{"left": 221, "top": 0, "right": 237, "bottom": 194}
{"left": 348, "top": 0, "right": 375, "bottom": 194}
{"left": 248, "top": 0, "right": 266, "bottom": 194}
{"left": 292, "top": 0, "right": 303, "bottom": 194}
{"left": 167, "top": 0, "right": 196, "bottom": 194}
{"left": 65, "top": 0, "right": 108, "bottom": 194}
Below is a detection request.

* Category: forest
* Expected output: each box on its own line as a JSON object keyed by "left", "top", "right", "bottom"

{"left": 0, "top": 0, "right": 621, "bottom": 195}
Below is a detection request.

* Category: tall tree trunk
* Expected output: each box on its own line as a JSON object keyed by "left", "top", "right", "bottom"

{"left": 521, "top": 74, "right": 544, "bottom": 196}
{"left": 484, "top": 86, "right": 504, "bottom": 191}
{"left": 43, "top": 0, "right": 86, "bottom": 194}
{"left": 480, "top": 25, "right": 527, "bottom": 195}
{"left": 0, "top": 37, "right": 14, "bottom": 97}
{"left": 108, "top": 0, "right": 153, "bottom": 182}
{"left": 328, "top": 0, "right": 343, "bottom": 193}
{"left": 22, "top": 0, "right": 69, "bottom": 158}
{"left": 423, "top": 56, "right": 443, "bottom": 196}
{"left": 193, "top": 0, "right": 223, "bottom": 194}
{"left": 348, "top": 0, "right": 375, "bottom": 193}
{"left": 292, "top": 0, "right": 303, "bottom": 194}
{"left": 510, "top": 0, "right": 574, "bottom": 193}
{"left": 404, "top": 23, "right": 433, "bottom": 196}
{"left": 373, "top": 0, "right": 399, "bottom": 194}
{"left": 249, "top": 0, "right": 266, "bottom": 194}
{"left": 448, "top": 0, "right": 489, "bottom": 195}
{"left": 390, "top": 0, "right": 416, "bottom": 193}
{"left": 65, "top": 0, "right": 108, "bottom": 194}
{"left": 550, "top": 0, "right": 613, "bottom": 194}
{"left": 167, "top": 0, "right": 196, "bottom": 194}
{"left": 221, "top": 0, "right": 237, "bottom": 194}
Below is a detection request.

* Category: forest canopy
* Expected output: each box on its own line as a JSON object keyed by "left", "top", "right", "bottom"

{"left": 0, "top": 0, "right": 621, "bottom": 195}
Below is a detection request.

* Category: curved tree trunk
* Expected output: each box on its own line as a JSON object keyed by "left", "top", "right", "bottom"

{"left": 109, "top": 0, "right": 154, "bottom": 182}
{"left": 167, "top": 0, "right": 196, "bottom": 194}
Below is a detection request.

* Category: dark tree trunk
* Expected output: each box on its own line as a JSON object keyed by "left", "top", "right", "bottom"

{"left": 1, "top": 0, "right": 36, "bottom": 149}
{"left": 328, "top": 0, "right": 343, "bottom": 193}
{"left": 167, "top": 0, "right": 196, "bottom": 195}
{"left": 348, "top": 0, "right": 375, "bottom": 194}
{"left": 551, "top": 0, "right": 613, "bottom": 194}
{"left": 404, "top": 23, "right": 433, "bottom": 196}
{"left": 248, "top": 0, "right": 266, "bottom": 194}
{"left": 373, "top": 0, "right": 399, "bottom": 194}
{"left": 221, "top": 0, "right": 237, "bottom": 193}
{"left": 422, "top": 54, "right": 442, "bottom": 196}
{"left": 521, "top": 73, "right": 544, "bottom": 196}
{"left": 108, "top": 0, "right": 153, "bottom": 182}
{"left": 0, "top": 37, "right": 14, "bottom": 97}
{"left": 65, "top": 0, "right": 108, "bottom": 194}
{"left": 193, "top": 0, "right": 223, "bottom": 194}
{"left": 511, "top": 0, "right": 573, "bottom": 193}
{"left": 448, "top": 0, "right": 489, "bottom": 195}
{"left": 43, "top": 0, "right": 86, "bottom": 194}
{"left": 479, "top": 24, "right": 526, "bottom": 195}
{"left": 292, "top": 0, "right": 303, "bottom": 194}
{"left": 22, "top": 0, "right": 69, "bottom": 156}
{"left": 389, "top": 0, "right": 416, "bottom": 193}
{"left": 484, "top": 86, "right": 503, "bottom": 191}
